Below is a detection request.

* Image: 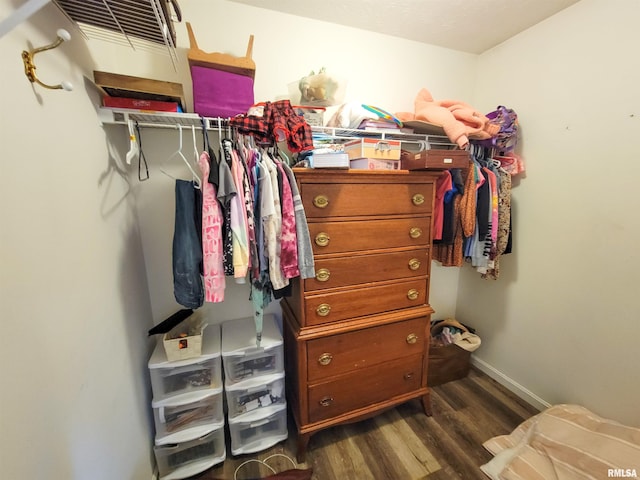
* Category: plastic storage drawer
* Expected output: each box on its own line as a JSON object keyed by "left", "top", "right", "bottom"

{"left": 221, "top": 315, "right": 284, "bottom": 385}
{"left": 228, "top": 403, "right": 288, "bottom": 455}
{"left": 149, "top": 324, "right": 222, "bottom": 403}
{"left": 225, "top": 372, "right": 285, "bottom": 420}
{"left": 153, "top": 388, "right": 224, "bottom": 445}
{"left": 154, "top": 426, "right": 225, "bottom": 480}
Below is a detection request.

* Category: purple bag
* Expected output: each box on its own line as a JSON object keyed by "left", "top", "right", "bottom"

{"left": 191, "top": 65, "right": 254, "bottom": 118}
{"left": 187, "top": 22, "right": 256, "bottom": 118}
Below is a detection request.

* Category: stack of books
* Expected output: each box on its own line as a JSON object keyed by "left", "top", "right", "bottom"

{"left": 311, "top": 136, "right": 349, "bottom": 169}
{"left": 310, "top": 149, "right": 349, "bottom": 169}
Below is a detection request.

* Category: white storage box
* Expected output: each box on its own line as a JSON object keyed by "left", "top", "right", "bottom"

{"left": 225, "top": 372, "right": 286, "bottom": 420}
{"left": 294, "top": 105, "right": 325, "bottom": 126}
{"left": 350, "top": 158, "right": 401, "bottom": 170}
{"left": 154, "top": 426, "right": 225, "bottom": 480}
{"left": 228, "top": 403, "right": 288, "bottom": 456}
{"left": 221, "top": 315, "right": 284, "bottom": 385}
{"left": 153, "top": 388, "right": 224, "bottom": 445}
{"left": 163, "top": 315, "right": 206, "bottom": 362}
{"left": 149, "top": 324, "right": 222, "bottom": 403}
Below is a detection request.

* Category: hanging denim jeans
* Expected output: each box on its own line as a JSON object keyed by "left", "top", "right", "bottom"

{"left": 173, "top": 180, "right": 204, "bottom": 309}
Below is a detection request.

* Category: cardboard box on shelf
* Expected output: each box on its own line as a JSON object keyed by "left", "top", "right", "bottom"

{"left": 349, "top": 158, "right": 400, "bottom": 171}
{"left": 400, "top": 149, "right": 470, "bottom": 170}
{"left": 344, "top": 138, "right": 401, "bottom": 161}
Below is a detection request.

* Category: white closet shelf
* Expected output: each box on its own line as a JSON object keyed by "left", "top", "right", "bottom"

{"left": 99, "top": 107, "right": 206, "bottom": 128}
{"left": 312, "top": 125, "right": 456, "bottom": 148}
{"left": 98, "top": 107, "right": 458, "bottom": 149}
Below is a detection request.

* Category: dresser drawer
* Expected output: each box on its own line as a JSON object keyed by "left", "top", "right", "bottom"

{"left": 304, "top": 278, "right": 427, "bottom": 326}
{"left": 301, "top": 182, "right": 433, "bottom": 218}
{"left": 307, "top": 317, "right": 427, "bottom": 382}
{"left": 308, "top": 354, "right": 423, "bottom": 423}
{"left": 308, "top": 218, "right": 430, "bottom": 255}
{"left": 305, "top": 248, "right": 430, "bottom": 291}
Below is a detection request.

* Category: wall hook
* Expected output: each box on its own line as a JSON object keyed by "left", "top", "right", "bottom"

{"left": 22, "top": 28, "right": 73, "bottom": 91}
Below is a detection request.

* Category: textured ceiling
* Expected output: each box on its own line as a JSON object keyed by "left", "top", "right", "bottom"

{"left": 228, "top": 0, "right": 580, "bottom": 54}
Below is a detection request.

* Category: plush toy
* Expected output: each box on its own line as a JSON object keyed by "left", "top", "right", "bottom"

{"left": 396, "top": 88, "right": 499, "bottom": 148}
{"left": 299, "top": 67, "right": 340, "bottom": 106}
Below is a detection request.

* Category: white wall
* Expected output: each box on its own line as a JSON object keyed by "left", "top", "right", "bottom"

{"left": 462, "top": 0, "right": 640, "bottom": 425}
{"left": 0, "top": 3, "right": 156, "bottom": 480}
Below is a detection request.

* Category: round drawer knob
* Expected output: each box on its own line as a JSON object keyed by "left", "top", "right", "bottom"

{"left": 316, "top": 268, "right": 331, "bottom": 282}
{"left": 409, "top": 227, "right": 422, "bottom": 238}
{"left": 319, "top": 396, "right": 334, "bottom": 407}
{"left": 404, "top": 372, "right": 415, "bottom": 380}
{"left": 316, "top": 303, "right": 331, "bottom": 317}
{"left": 409, "top": 227, "right": 423, "bottom": 239}
{"left": 412, "top": 193, "right": 425, "bottom": 206}
{"left": 407, "top": 289, "right": 419, "bottom": 300}
{"left": 406, "top": 333, "right": 418, "bottom": 344}
{"left": 315, "top": 232, "right": 330, "bottom": 247}
{"left": 313, "top": 195, "right": 329, "bottom": 208}
{"left": 408, "top": 258, "right": 421, "bottom": 271}
{"left": 318, "top": 353, "right": 333, "bottom": 366}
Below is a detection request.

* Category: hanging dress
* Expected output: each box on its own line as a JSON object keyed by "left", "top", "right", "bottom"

{"left": 198, "top": 151, "right": 225, "bottom": 302}
{"left": 218, "top": 139, "right": 237, "bottom": 276}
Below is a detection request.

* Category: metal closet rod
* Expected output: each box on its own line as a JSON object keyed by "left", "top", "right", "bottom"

{"left": 132, "top": 118, "right": 231, "bottom": 130}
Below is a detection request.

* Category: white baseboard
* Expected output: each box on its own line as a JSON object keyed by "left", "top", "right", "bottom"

{"left": 470, "top": 356, "right": 551, "bottom": 412}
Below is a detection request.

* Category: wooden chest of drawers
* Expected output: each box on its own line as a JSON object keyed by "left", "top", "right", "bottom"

{"left": 282, "top": 169, "right": 439, "bottom": 461}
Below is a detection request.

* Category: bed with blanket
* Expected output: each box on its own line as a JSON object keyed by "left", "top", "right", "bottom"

{"left": 481, "top": 404, "right": 640, "bottom": 480}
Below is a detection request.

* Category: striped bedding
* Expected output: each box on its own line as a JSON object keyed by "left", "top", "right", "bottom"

{"left": 481, "top": 404, "right": 640, "bottom": 480}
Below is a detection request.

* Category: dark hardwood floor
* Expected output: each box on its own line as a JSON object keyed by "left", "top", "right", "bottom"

{"left": 193, "top": 367, "right": 540, "bottom": 479}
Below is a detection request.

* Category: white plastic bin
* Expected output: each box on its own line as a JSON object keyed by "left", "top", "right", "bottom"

{"left": 153, "top": 388, "right": 224, "bottom": 445}
{"left": 221, "top": 315, "right": 284, "bottom": 385}
{"left": 228, "top": 403, "right": 288, "bottom": 456}
{"left": 154, "top": 426, "right": 225, "bottom": 480}
{"left": 149, "top": 324, "right": 222, "bottom": 403}
{"left": 225, "top": 372, "right": 285, "bottom": 420}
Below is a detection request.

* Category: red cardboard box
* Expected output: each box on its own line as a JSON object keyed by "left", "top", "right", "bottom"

{"left": 102, "top": 96, "right": 179, "bottom": 112}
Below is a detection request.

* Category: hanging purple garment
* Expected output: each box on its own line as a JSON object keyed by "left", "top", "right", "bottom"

{"left": 473, "top": 106, "right": 519, "bottom": 152}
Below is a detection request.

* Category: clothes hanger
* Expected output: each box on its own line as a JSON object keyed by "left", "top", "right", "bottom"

{"left": 160, "top": 125, "right": 202, "bottom": 188}
{"left": 191, "top": 124, "right": 200, "bottom": 164}
{"left": 135, "top": 122, "right": 149, "bottom": 181}
{"left": 201, "top": 117, "right": 209, "bottom": 152}
{"left": 191, "top": 124, "right": 210, "bottom": 186}
{"left": 201, "top": 117, "right": 219, "bottom": 167}
{"left": 217, "top": 117, "right": 223, "bottom": 149}
{"left": 125, "top": 119, "right": 139, "bottom": 165}
{"left": 271, "top": 143, "right": 288, "bottom": 165}
{"left": 219, "top": 119, "right": 238, "bottom": 165}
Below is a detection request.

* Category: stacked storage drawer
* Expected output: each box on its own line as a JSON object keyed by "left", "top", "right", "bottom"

{"left": 148, "top": 325, "right": 225, "bottom": 480}
{"left": 221, "top": 314, "right": 288, "bottom": 456}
